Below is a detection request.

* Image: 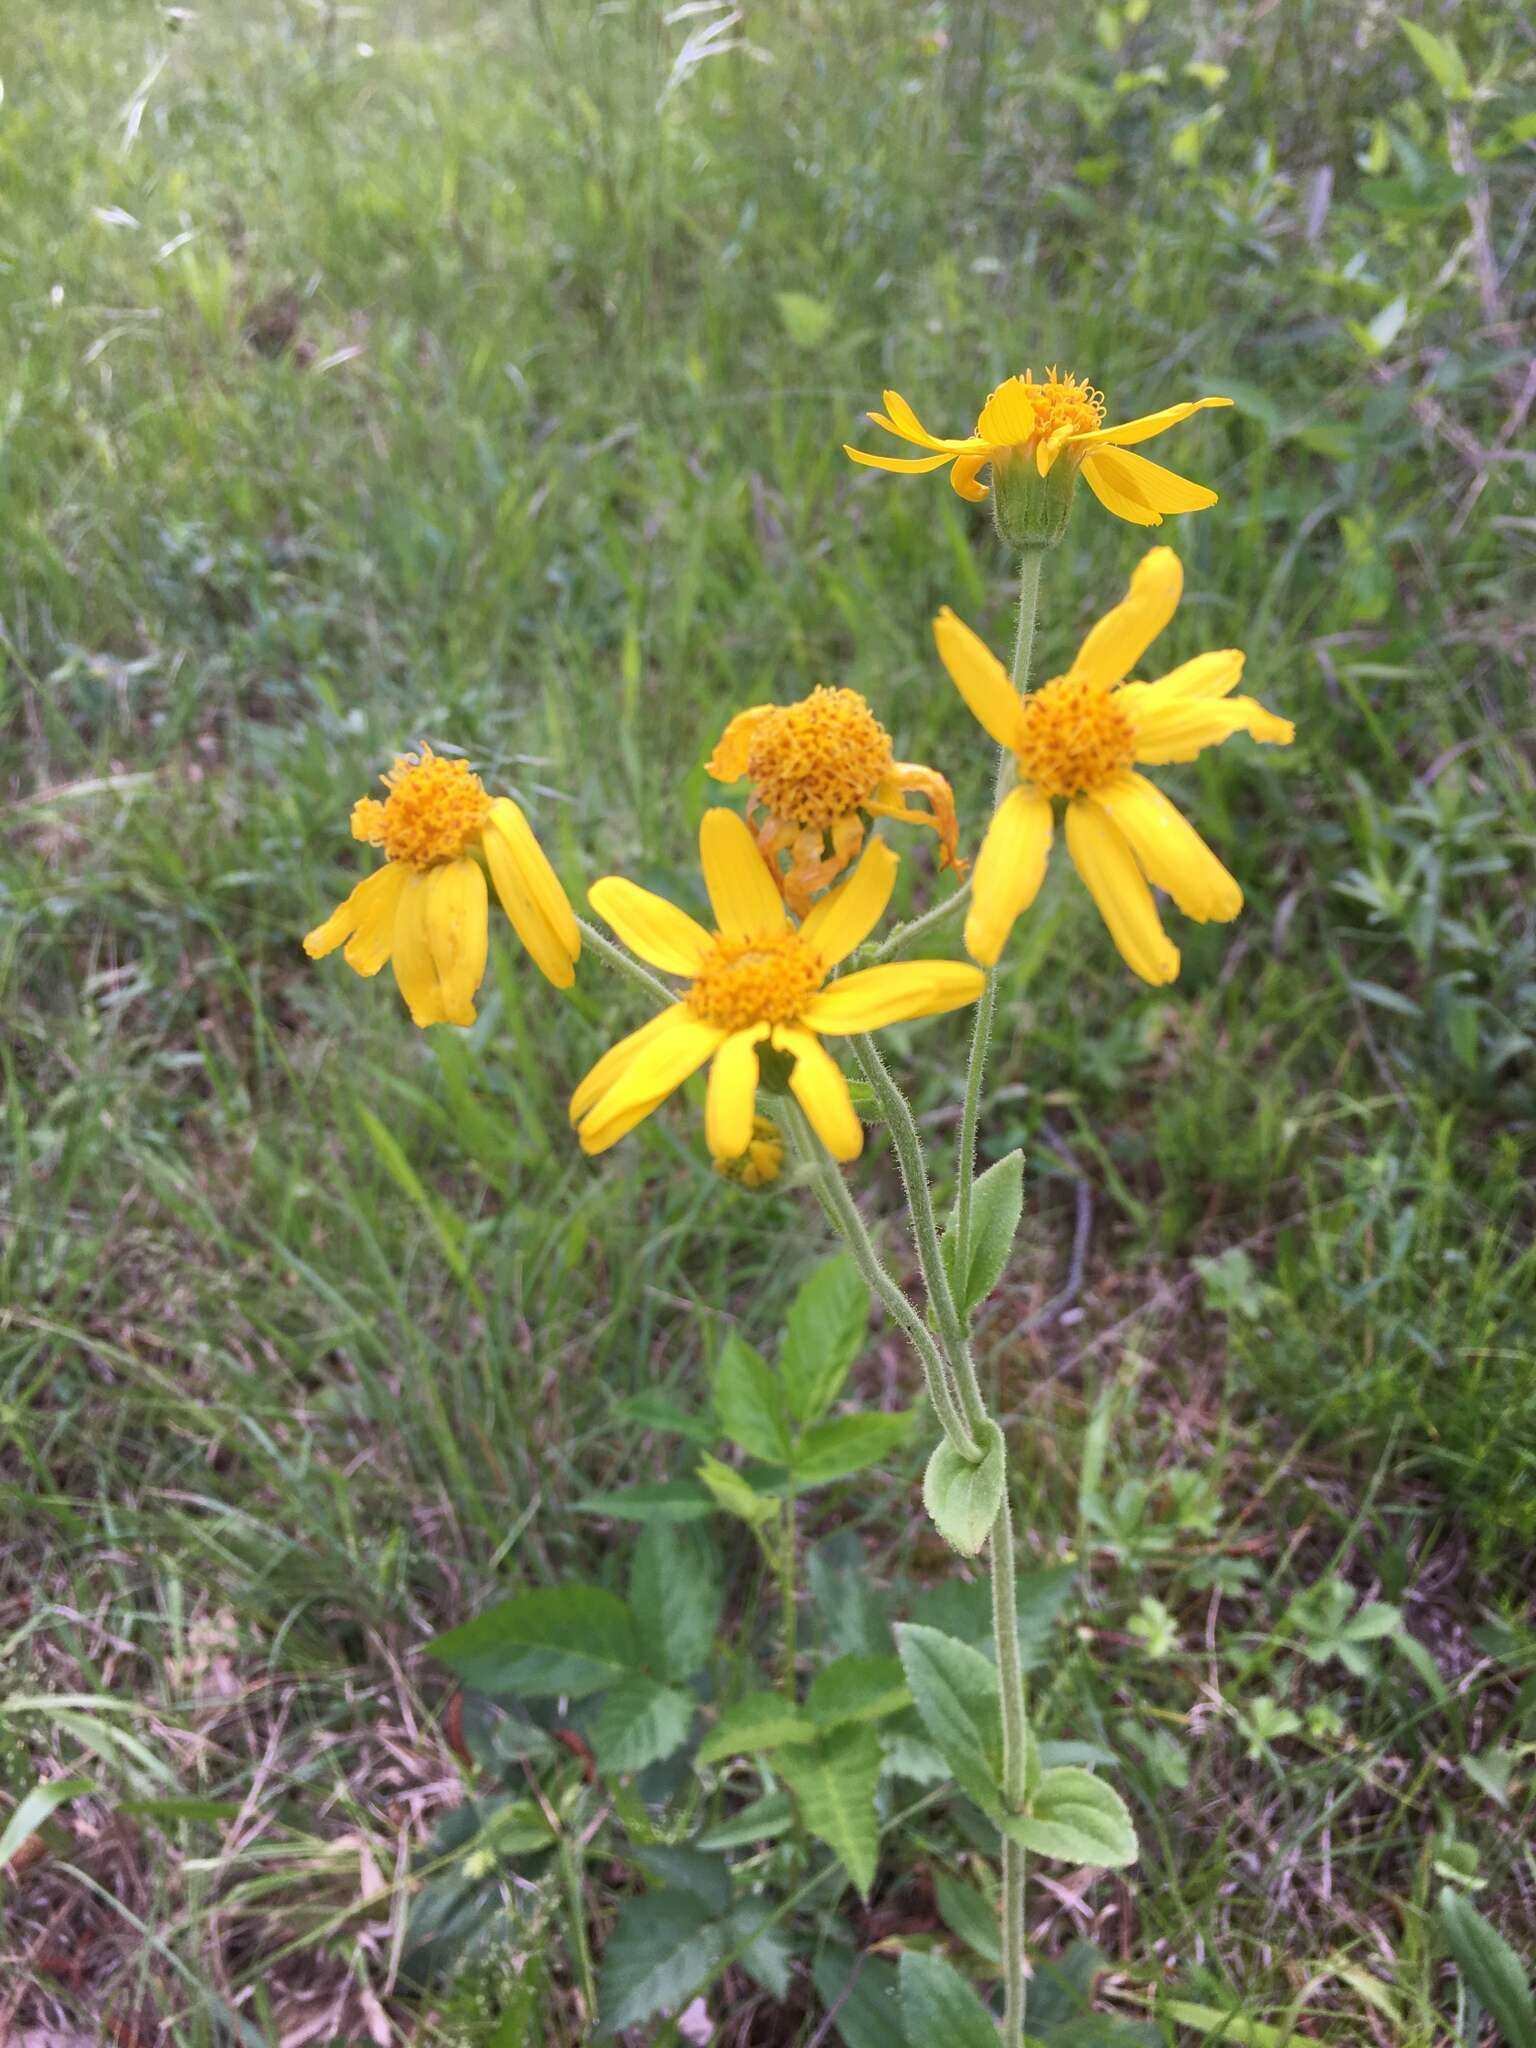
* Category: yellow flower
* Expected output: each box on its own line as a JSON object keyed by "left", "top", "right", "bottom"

{"left": 707, "top": 685, "right": 963, "bottom": 915}
{"left": 844, "top": 366, "right": 1232, "bottom": 527}
{"left": 303, "top": 744, "right": 580, "bottom": 1026}
{"left": 573, "top": 809, "right": 984, "bottom": 1162}
{"left": 715, "top": 1114, "right": 785, "bottom": 1189}
{"left": 935, "top": 547, "right": 1294, "bottom": 985}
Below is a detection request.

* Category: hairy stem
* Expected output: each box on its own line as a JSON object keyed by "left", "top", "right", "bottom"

{"left": 573, "top": 912, "right": 676, "bottom": 1008}
{"left": 870, "top": 873, "right": 972, "bottom": 964}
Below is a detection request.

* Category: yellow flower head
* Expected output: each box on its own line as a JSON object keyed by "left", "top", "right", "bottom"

{"left": 844, "top": 367, "right": 1232, "bottom": 528}
{"left": 935, "top": 547, "right": 1294, "bottom": 984}
{"left": 715, "top": 1114, "right": 786, "bottom": 1189}
{"left": 573, "top": 809, "right": 984, "bottom": 1162}
{"left": 303, "top": 744, "right": 580, "bottom": 1027}
{"left": 707, "top": 685, "right": 963, "bottom": 914}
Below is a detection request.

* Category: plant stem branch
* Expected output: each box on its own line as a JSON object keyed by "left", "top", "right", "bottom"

{"left": 574, "top": 913, "right": 676, "bottom": 1008}
{"left": 870, "top": 873, "right": 972, "bottom": 964}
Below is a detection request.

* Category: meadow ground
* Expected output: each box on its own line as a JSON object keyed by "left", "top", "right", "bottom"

{"left": 2, "top": 1, "right": 1534, "bottom": 2041}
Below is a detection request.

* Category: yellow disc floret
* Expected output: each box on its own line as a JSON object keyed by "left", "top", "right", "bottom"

{"left": 743, "top": 687, "right": 895, "bottom": 831}
{"left": 350, "top": 745, "right": 493, "bottom": 869}
{"left": 986, "top": 365, "right": 1105, "bottom": 444}
{"left": 1014, "top": 676, "right": 1137, "bottom": 799}
{"left": 687, "top": 932, "right": 826, "bottom": 1030}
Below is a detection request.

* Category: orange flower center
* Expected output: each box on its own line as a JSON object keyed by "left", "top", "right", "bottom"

{"left": 350, "top": 746, "right": 491, "bottom": 868}
{"left": 687, "top": 931, "right": 826, "bottom": 1029}
{"left": 989, "top": 366, "right": 1105, "bottom": 445}
{"left": 1015, "top": 676, "right": 1136, "bottom": 798}
{"left": 745, "top": 687, "right": 894, "bottom": 829}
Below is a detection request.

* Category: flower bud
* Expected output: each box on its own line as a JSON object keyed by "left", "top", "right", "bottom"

{"left": 715, "top": 1115, "right": 785, "bottom": 1190}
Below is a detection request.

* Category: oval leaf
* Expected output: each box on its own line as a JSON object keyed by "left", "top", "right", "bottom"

{"left": 924, "top": 1419, "right": 1006, "bottom": 1556}
{"left": 944, "top": 1148, "right": 1024, "bottom": 1315}
{"left": 1004, "top": 1765, "right": 1137, "bottom": 1869}
{"left": 899, "top": 1949, "right": 1000, "bottom": 2048}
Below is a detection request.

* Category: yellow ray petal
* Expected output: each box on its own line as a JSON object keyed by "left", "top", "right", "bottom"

{"left": 975, "top": 377, "right": 1037, "bottom": 447}
{"left": 304, "top": 861, "right": 409, "bottom": 974}
{"left": 1079, "top": 450, "right": 1163, "bottom": 526}
{"left": 1126, "top": 691, "right": 1295, "bottom": 766}
{"left": 777, "top": 1026, "right": 863, "bottom": 1161}
{"left": 877, "top": 388, "right": 986, "bottom": 453}
{"left": 1070, "top": 395, "right": 1232, "bottom": 451}
{"left": 571, "top": 1003, "right": 694, "bottom": 1123}
{"left": 800, "top": 838, "right": 899, "bottom": 967}
{"left": 391, "top": 871, "right": 447, "bottom": 1026}
{"left": 1089, "top": 444, "right": 1218, "bottom": 515}
{"left": 706, "top": 705, "right": 775, "bottom": 783}
{"left": 932, "top": 608, "right": 1025, "bottom": 751}
{"left": 485, "top": 799, "right": 580, "bottom": 958}
{"left": 705, "top": 1028, "right": 766, "bottom": 1162}
{"left": 1064, "top": 798, "right": 1180, "bottom": 986}
{"left": 1091, "top": 771, "right": 1241, "bottom": 923}
{"left": 1127, "top": 648, "right": 1245, "bottom": 705}
{"left": 576, "top": 1011, "right": 726, "bottom": 1145}
{"left": 798, "top": 960, "right": 985, "bottom": 1034}
{"left": 844, "top": 445, "right": 955, "bottom": 475}
{"left": 1066, "top": 546, "right": 1184, "bottom": 689}
{"left": 964, "top": 789, "right": 1053, "bottom": 967}
{"left": 425, "top": 857, "right": 489, "bottom": 1026}
{"left": 588, "top": 876, "right": 711, "bottom": 975}
{"left": 700, "top": 807, "right": 786, "bottom": 941}
{"left": 482, "top": 815, "right": 576, "bottom": 989}
{"left": 577, "top": 1083, "right": 681, "bottom": 1156}
{"left": 949, "top": 450, "right": 990, "bottom": 501}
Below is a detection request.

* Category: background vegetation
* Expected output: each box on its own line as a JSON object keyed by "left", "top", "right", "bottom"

{"left": 2, "top": 0, "right": 1532, "bottom": 2040}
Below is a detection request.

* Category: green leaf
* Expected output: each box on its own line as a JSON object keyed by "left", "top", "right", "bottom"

{"left": 776, "top": 1723, "right": 884, "bottom": 1896}
{"left": 714, "top": 1331, "right": 792, "bottom": 1464}
{"left": 805, "top": 1654, "right": 911, "bottom": 1727}
{"left": 792, "top": 1410, "right": 915, "bottom": 1484}
{"left": 615, "top": 1389, "right": 716, "bottom": 1445}
{"left": 629, "top": 1842, "right": 732, "bottom": 1915}
{"left": 1005, "top": 1767, "right": 1137, "bottom": 1869}
{"left": 775, "top": 289, "right": 836, "bottom": 349}
{"left": 590, "top": 1676, "right": 695, "bottom": 1775}
{"left": 923, "top": 1419, "right": 1006, "bottom": 1556}
{"left": 427, "top": 1586, "right": 641, "bottom": 1698}
{"left": 696, "top": 1789, "right": 794, "bottom": 1849}
{"left": 943, "top": 1150, "right": 1024, "bottom": 1314}
{"left": 812, "top": 1951, "right": 901, "bottom": 2048}
{"left": 629, "top": 1521, "right": 722, "bottom": 1683}
{"left": 780, "top": 1256, "right": 870, "bottom": 1421}
{"left": 894, "top": 1622, "right": 1006, "bottom": 1817}
{"left": 573, "top": 1479, "right": 716, "bottom": 1522}
{"left": 696, "top": 1452, "right": 778, "bottom": 1529}
{"left": 595, "top": 1890, "right": 720, "bottom": 2037}
{"left": 935, "top": 1870, "right": 1001, "bottom": 1966}
{"left": 1396, "top": 15, "right": 1471, "bottom": 99}
{"left": 1158, "top": 2004, "right": 1305, "bottom": 2048}
{"left": 899, "top": 1949, "right": 999, "bottom": 2047}
{"left": 695, "top": 1691, "right": 816, "bottom": 1767}
{"left": 1439, "top": 1886, "right": 1536, "bottom": 2048}
{"left": 0, "top": 1776, "right": 93, "bottom": 1869}
{"left": 808, "top": 1531, "right": 890, "bottom": 1658}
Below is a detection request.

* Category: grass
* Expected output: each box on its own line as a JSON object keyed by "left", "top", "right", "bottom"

{"left": 3, "top": 0, "right": 1534, "bottom": 2039}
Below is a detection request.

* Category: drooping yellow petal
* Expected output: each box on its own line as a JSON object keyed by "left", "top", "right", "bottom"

{"left": 391, "top": 871, "right": 447, "bottom": 1027}
{"left": 304, "top": 861, "right": 410, "bottom": 975}
{"left": 484, "top": 799, "right": 580, "bottom": 958}
{"left": 933, "top": 608, "right": 1025, "bottom": 751}
{"left": 588, "top": 876, "right": 712, "bottom": 975}
{"left": 571, "top": 1003, "right": 694, "bottom": 1122}
{"left": 706, "top": 705, "right": 775, "bottom": 783}
{"left": 948, "top": 450, "right": 990, "bottom": 501}
{"left": 876, "top": 389, "right": 986, "bottom": 454}
{"left": 798, "top": 960, "right": 985, "bottom": 1034}
{"left": 1069, "top": 395, "right": 1232, "bottom": 451}
{"left": 1064, "top": 798, "right": 1180, "bottom": 986}
{"left": 1091, "top": 771, "right": 1241, "bottom": 923}
{"left": 576, "top": 1011, "right": 726, "bottom": 1151}
{"left": 1078, "top": 450, "right": 1163, "bottom": 527}
{"left": 482, "top": 813, "right": 576, "bottom": 990}
{"left": 705, "top": 1028, "right": 766, "bottom": 1162}
{"left": 975, "top": 377, "right": 1037, "bottom": 448}
{"left": 423, "top": 857, "right": 489, "bottom": 1026}
{"left": 964, "top": 789, "right": 1053, "bottom": 967}
{"left": 700, "top": 808, "right": 786, "bottom": 941}
{"left": 844, "top": 445, "right": 954, "bottom": 475}
{"left": 1126, "top": 691, "right": 1295, "bottom": 766}
{"left": 1066, "top": 546, "right": 1184, "bottom": 690}
{"left": 799, "top": 838, "right": 899, "bottom": 967}
{"left": 777, "top": 1026, "right": 864, "bottom": 1162}
{"left": 1088, "top": 444, "right": 1218, "bottom": 515}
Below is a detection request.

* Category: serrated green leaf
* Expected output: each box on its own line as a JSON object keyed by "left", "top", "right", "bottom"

{"left": 629, "top": 1842, "right": 732, "bottom": 1915}
{"left": 780, "top": 1256, "right": 870, "bottom": 1421}
{"left": 805, "top": 1654, "right": 910, "bottom": 1727}
{"left": 923, "top": 1419, "right": 1006, "bottom": 1556}
{"left": 943, "top": 1150, "right": 1024, "bottom": 1314}
{"left": 427, "top": 1586, "right": 641, "bottom": 1698}
{"left": 1439, "top": 1886, "right": 1536, "bottom": 2048}
{"left": 894, "top": 1622, "right": 1006, "bottom": 1817}
{"left": 792, "top": 1409, "right": 915, "bottom": 1484}
{"left": 590, "top": 1675, "right": 695, "bottom": 1775}
{"left": 629, "top": 1521, "right": 722, "bottom": 1683}
{"left": 1396, "top": 15, "right": 1471, "bottom": 98}
{"left": 812, "top": 1951, "right": 901, "bottom": 2048}
{"left": 714, "top": 1331, "right": 792, "bottom": 1464}
{"left": 776, "top": 1723, "right": 883, "bottom": 1896}
{"left": 1005, "top": 1766, "right": 1137, "bottom": 1869}
{"left": 696, "top": 1790, "right": 794, "bottom": 1850}
{"left": 695, "top": 1691, "right": 816, "bottom": 1767}
{"left": 594, "top": 1890, "right": 719, "bottom": 2037}
{"left": 899, "top": 1949, "right": 999, "bottom": 2046}
{"left": 697, "top": 1453, "right": 778, "bottom": 1529}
